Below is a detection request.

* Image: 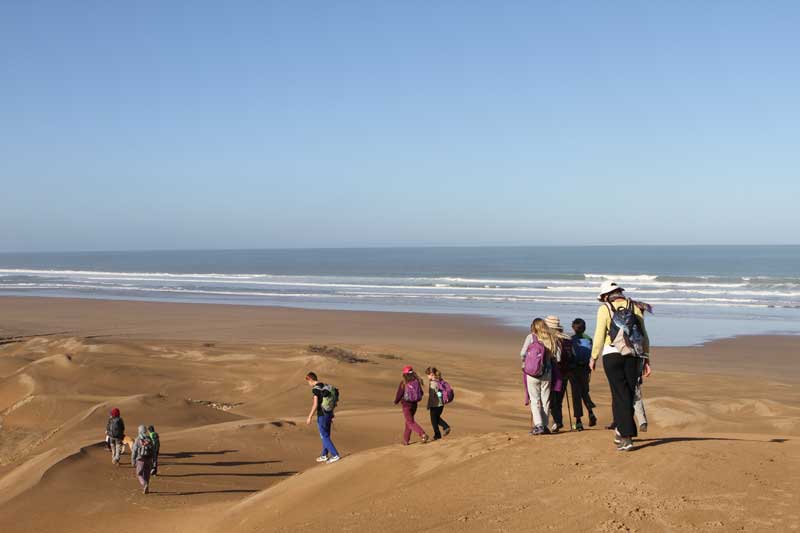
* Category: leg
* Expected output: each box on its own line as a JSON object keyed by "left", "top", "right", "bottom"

{"left": 540, "top": 379, "right": 551, "bottom": 429}
{"left": 634, "top": 384, "right": 647, "bottom": 426}
{"left": 317, "top": 413, "right": 339, "bottom": 457}
{"left": 429, "top": 406, "right": 442, "bottom": 439}
{"left": 570, "top": 371, "right": 584, "bottom": 419}
{"left": 604, "top": 354, "right": 637, "bottom": 438}
{"left": 438, "top": 406, "right": 450, "bottom": 432}
{"left": 526, "top": 375, "right": 543, "bottom": 428}
{"left": 402, "top": 403, "right": 414, "bottom": 443}
{"left": 550, "top": 384, "right": 564, "bottom": 428}
{"left": 407, "top": 403, "right": 427, "bottom": 438}
{"left": 111, "top": 438, "right": 123, "bottom": 463}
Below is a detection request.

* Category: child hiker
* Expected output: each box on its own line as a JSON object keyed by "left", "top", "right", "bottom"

{"left": 131, "top": 425, "right": 156, "bottom": 494}
{"left": 394, "top": 366, "right": 430, "bottom": 445}
{"left": 521, "top": 318, "right": 560, "bottom": 435}
{"left": 425, "top": 367, "right": 451, "bottom": 440}
{"left": 305, "top": 372, "right": 341, "bottom": 464}
{"left": 571, "top": 318, "right": 597, "bottom": 430}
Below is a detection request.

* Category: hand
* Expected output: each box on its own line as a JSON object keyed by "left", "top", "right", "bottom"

{"left": 642, "top": 362, "right": 651, "bottom": 378}
{"left": 589, "top": 358, "right": 596, "bottom": 372}
{"left": 306, "top": 416, "right": 312, "bottom": 425}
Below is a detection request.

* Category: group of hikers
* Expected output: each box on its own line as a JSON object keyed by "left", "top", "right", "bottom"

{"left": 104, "top": 408, "right": 161, "bottom": 494}
{"left": 521, "top": 280, "right": 651, "bottom": 450}
{"left": 101, "top": 279, "right": 652, "bottom": 488}
{"left": 305, "top": 279, "right": 652, "bottom": 464}
{"left": 305, "top": 365, "right": 455, "bottom": 464}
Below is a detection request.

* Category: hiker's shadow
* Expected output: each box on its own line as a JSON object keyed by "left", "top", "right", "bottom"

{"left": 159, "top": 450, "right": 238, "bottom": 459}
{"left": 631, "top": 436, "right": 789, "bottom": 451}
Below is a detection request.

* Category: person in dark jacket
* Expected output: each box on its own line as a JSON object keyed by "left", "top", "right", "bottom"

{"left": 147, "top": 425, "right": 161, "bottom": 475}
{"left": 131, "top": 425, "right": 155, "bottom": 494}
{"left": 425, "top": 367, "right": 451, "bottom": 440}
{"left": 394, "top": 366, "right": 429, "bottom": 445}
{"left": 105, "top": 408, "right": 125, "bottom": 465}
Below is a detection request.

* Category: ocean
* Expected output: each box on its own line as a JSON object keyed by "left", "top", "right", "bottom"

{"left": 1, "top": 246, "right": 799, "bottom": 346}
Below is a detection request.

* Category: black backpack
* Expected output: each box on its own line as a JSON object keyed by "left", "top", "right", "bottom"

{"left": 109, "top": 417, "right": 125, "bottom": 439}
{"left": 607, "top": 299, "right": 647, "bottom": 357}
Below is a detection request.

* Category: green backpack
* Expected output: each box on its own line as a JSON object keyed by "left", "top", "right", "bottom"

{"left": 320, "top": 384, "right": 339, "bottom": 413}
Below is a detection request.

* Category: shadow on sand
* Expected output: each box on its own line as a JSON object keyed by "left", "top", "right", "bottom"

{"left": 631, "top": 436, "right": 790, "bottom": 451}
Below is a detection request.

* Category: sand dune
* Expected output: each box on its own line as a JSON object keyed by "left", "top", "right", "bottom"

{"left": 0, "top": 297, "right": 798, "bottom": 532}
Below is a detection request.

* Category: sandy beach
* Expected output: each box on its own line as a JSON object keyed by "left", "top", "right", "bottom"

{"left": 0, "top": 296, "right": 798, "bottom": 532}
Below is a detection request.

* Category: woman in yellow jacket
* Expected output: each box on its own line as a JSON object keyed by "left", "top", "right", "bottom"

{"left": 589, "top": 281, "right": 652, "bottom": 451}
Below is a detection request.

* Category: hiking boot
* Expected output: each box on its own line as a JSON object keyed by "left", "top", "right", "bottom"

{"left": 315, "top": 456, "right": 328, "bottom": 463}
{"left": 589, "top": 413, "right": 598, "bottom": 427}
{"left": 550, "top": 423, "right": 562, "bottom": 434}
{"left": 574, "top": 421, "right": 584, "bottom": 432}
{"left": 532, "top": 425, "right": 544, "bottom": 436}
{"left": 443, "top": 427, "right": 451, "bottom": 437}
{"left": 614, "top": 430, "right": 622, "bottom": 446}
{"left": 616, "top": 438, "right": 634, "bottom": 451}
{"left": 143, "top": 483, "right": 149, "bottom": 494}
{"left": 421, "top": 435, "right": 430, "bottom": 444}
{"left": 326, "top": 455, "right": 341, "bottom": 464}
{"left": 639, "top": 423, "right": 648, "bottom": 433}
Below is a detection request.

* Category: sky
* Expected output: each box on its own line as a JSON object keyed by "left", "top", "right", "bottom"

{"left": 1, "top": 1, "right": 799, "bottom": 252}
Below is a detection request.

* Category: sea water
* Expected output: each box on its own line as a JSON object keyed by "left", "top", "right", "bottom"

{"left": 1, "top": 246, "right": 799, "bottom": 346}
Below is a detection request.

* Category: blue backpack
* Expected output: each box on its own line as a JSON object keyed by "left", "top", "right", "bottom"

{"left": 572, "top": 335, "right": 592, "bottom": 365}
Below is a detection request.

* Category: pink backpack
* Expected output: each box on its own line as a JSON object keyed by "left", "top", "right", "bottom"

{"left": 523, "top": 334, "right": 547, "bottom": 378}
{"left": 403, "top": 379, "right": 423, "bottom": 402}
{"left": 438, "top": 379, "right": 455, "bottom": 404}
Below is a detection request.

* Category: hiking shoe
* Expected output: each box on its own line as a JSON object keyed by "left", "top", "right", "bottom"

{"left": 532, "top": 425, "right": 544, "bottom": 436}
{"left": 589, "top": 413, "right": 598, "bottom": 427}
{"left": 639, "top": 423, "right": 648, "bottom": 433}
{"left": 542, "top": 426, "right": 552, "bottom": 435}
{"left": 616, "top": 438, "right": 634, "bottom": 451}
{"left": 550, "top": 423, "right": 562, "bottom": 434}
{"left": 574, "top": 421, "right": 584, "bottom": 431}
{"left": 143, "top": 483, "right": 149, "bottom": 494}
{"left": 614, "top": 431, "right": 622, "bottom": 445}
{"left": 421, "top": 435, "right": 430, "bottom": 444}
{"left": 315, "top": 456, "right": 328, "bottom": 463}
{"left": 443, "top": 427, "right": 451, "bottom": 437}
{"left": 326, "top": 455, "right": 341, "bottom": 464}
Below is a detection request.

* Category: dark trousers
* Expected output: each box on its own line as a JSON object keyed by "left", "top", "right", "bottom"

{"left": 551, "top": 382, "right": 567, "bottom": 427}
{"left": 429, "top": 406, "right": 450, "bottom": 439}
{"left": 603, "top": 353, "right": 639, "bottom": 438}
{"left": 570, "top": 365, "right": 596, "bottom": 419}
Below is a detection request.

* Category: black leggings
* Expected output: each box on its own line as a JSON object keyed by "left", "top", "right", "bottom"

{"left": 603, "top": 353, "right": 639, "bottom": 438}
{"left": 429, "top": 406, "right": 450, "bottom": 439}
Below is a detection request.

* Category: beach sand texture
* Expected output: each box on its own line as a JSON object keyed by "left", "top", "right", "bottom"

{"left": 0, "top": 297, "right": 798, "bottom": 532}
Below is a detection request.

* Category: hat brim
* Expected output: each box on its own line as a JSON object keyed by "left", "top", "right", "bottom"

{"left": 597, "top": 286, "right": 625, "bottom": 301}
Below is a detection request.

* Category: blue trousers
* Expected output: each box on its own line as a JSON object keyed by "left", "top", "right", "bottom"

{"left": 317, "top": 412, "right": 339, "bottom": 457}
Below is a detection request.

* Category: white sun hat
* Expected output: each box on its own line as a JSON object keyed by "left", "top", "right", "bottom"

{"left": 597, "top": 280, "right": 624, "bottom": 301}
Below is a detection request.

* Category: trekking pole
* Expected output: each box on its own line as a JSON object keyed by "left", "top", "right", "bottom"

{"left": 566, "top": 384, "right": 573, "bottom": 430}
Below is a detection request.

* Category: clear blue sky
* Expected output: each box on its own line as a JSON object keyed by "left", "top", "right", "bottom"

{"left": 1, "top": 1, "right": 798, "bottom": 251}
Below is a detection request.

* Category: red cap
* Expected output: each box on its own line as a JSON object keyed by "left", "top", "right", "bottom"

{"left": 402, "top": 365, "right": 413, "bottom": 374}
{"left": 110, "top": 408, "right": 120, "bottom": 417}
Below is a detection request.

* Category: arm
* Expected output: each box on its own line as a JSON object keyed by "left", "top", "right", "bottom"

{"left": 306, "top": 395, "right": 318, "bottom": 425}
{"left": 519, "top": 334, "right": 531, "bottom": 367}
{"left": 591, "top": 305, "right": 608, "bottom": 361}
{"left": 394, "top": 382, "right": 404, "bottom": 404}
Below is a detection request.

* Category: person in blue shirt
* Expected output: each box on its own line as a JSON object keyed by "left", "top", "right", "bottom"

{"left": 570, "top": 318, "right": 597, "bottom": 430}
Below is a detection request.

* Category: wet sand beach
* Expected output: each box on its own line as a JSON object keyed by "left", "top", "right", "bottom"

{"left": 1, "top": 296, "right": 798, "bottom": 532}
